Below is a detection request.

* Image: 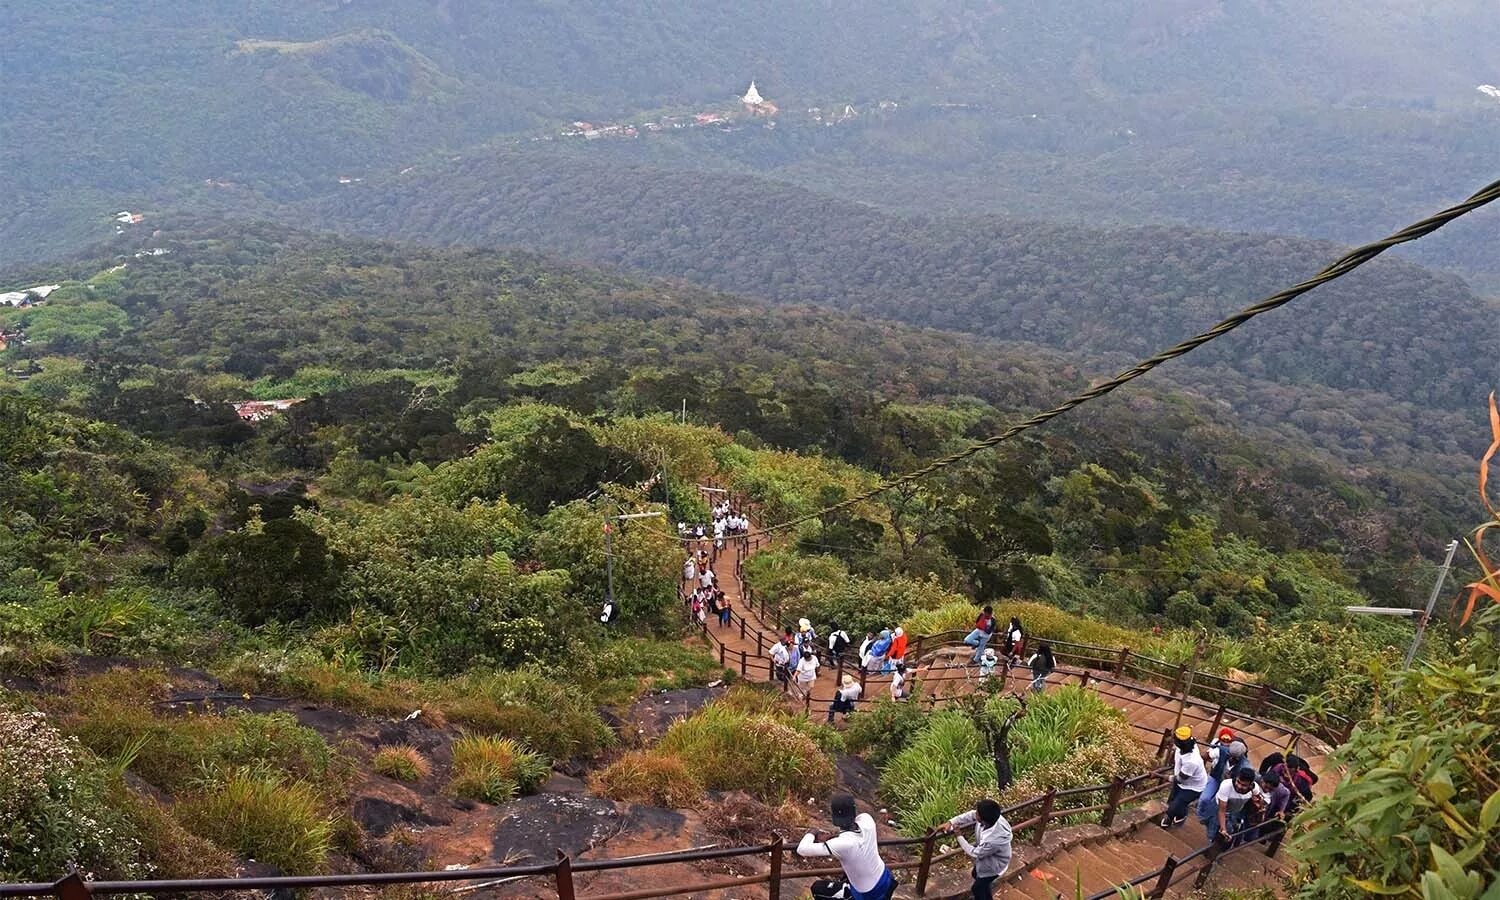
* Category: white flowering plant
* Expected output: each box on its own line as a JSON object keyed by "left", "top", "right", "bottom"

{"left": 0, "top": 709, "right": 143, "bottom": 882}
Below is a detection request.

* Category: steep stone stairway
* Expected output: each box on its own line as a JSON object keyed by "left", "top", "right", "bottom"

{"left": 684, "top": 531, "right": 1316, "bottom": 898}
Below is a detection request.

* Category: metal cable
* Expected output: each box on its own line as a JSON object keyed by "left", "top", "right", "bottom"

{"left": 712, "top": 176, "right": 1500, "bottom": 540}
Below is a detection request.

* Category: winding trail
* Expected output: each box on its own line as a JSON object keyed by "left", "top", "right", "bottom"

{"left": 679, "top": 525, "right": 1324, "bottom": 897}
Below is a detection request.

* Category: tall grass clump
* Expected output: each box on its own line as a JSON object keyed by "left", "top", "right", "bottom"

{"left": 450, "top": 735, "right": 549, "bottom": 804}
{"left": 176, "top": 770, "right": 334, "bottom": 874}
{"left": 879, "top": 712, "right": 994, "bottom": 835}
{"left": 656, "top": 701, "right": 835, "bottom": 802}
{"left": 590, "top": 750, "right": 704, "bottom": 808}
{"left": 880, "top": 687, "right": 1154, "bottom": 835}
{"left": 372, "top": 745, "right": 430, "bottom": 783}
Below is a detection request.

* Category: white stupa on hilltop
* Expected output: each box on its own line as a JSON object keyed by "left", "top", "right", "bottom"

{"left": 742, "top": 81, "right": 765, "bottom": 105}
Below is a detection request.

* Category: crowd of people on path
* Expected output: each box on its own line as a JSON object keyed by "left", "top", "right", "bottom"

{"left": 1163, "top": 724, "right": 1319, "bottom": 848}
{"left": 677, "top": 499, "right": 749, "bottom": 553}
{"left": 681, "top": 548, "right": 733, "bottom": 627}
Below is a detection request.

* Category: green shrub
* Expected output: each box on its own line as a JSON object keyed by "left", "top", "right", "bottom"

{"left": 843, "top": 698, "right": 931, "bottom": 766}
{"left": 901, "top": 599, "right": 1144, "bottom": 648}
{"left": 177, "top": 770, "right": 334, "bottom": 874}
{"left": 450, "top": 735, "right": 549, "bottom": 804}
{"left": 880, "top": 688, "right": 1154, "bottom": 835}
{"left": 583, "top": 637, "right": 729, "bottom": 705}
{"left": 123, "top": 794, "right": 235, "bottom": 879}
{"left": 372, "top": 745, "right": 430, "bottom": 783}
{"left": 0, "top": 709, "right": 144, "bottom": 881}
{"left": 590, "top": 750, "right": 704, "bottom": 808}
{"left": 657, "top": 702, "right": 835, "bottom": 802}
{"left": 45, "top": 668, "right": 340, "bottom": 793}
{"left": 441, "top": 669, "right": 614, "bottom": 760}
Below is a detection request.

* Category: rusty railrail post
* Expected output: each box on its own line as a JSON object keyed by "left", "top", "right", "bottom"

{"left": 54, "top": 875, "right": 91, "bottom": 900}
{"left": 1033, "top": 789, "right": 1056, "bottom": 845}
{"left": 1115, "top": 646, "right": 1130, "bottom": 675}
{"left": 1101, "top": 776, "right": 1125, "bottom": 827}
{"left": 915, "top": 831, "right": 936, "bottom": 897}
{"left": 768, "top": 835, "right": 784, "bottom": 900}
{"left": 741, "top": 649, "right": 748, "bottom": 677}
{"left": 1149, "top": 857, "right": 1179, "bottom": 898}
{"left": 555, "top": 849, "right": 575, "bottom": 900}
{"left": 1209, "top": 704, "right": 1226, "bottom": 739}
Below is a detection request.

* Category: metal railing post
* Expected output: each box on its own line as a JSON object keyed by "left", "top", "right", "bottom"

{"left": 1149, "top": 857, "right": 1178, "bottom": 898}
{"left": 741, "top": 649, "right": 748, "bottom": 677}
{"left": 915, "top": 831, "right": 936, "bottom": 896}
{"left": 53, "top": 874, "right": 92, "bottom": 900}
{"left": 1033, "top": 789, "right": 1056, "bottom": 845}
{"left": 1209, "top": 705, "right": 1226, "bottom": 739}
{"left": 720, "top": 644, "right": 726, "bottom": 666}
{"left": 1101, "top": 776, "right": 1125, "bottom": 827}
{"left": 1169, "top": 664, "right": 1186, "bottom": 697}
{"left": 1115, "top": 646, "right": 1130, "bottom": 675}
{"left": 1266, "top": 822, "right": 1287, "bottom": 857}
{"left": 768, "top": 835, "right": 784, "bottom": 900}
{"left": 555, "top": 850, "right": 575, "bottom": 900}
{"left": 1254, "top": 683, "right": 1271, "bottom": 716}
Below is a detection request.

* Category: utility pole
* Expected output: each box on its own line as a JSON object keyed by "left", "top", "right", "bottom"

{"left": 604, "top": 511, "right": 666, "bottom": 606}
{"left": 1345, "top": 539, "right": 1460, "bottom": 670}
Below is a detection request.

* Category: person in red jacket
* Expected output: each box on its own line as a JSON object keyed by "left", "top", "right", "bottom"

{"left": 889, "top": 627, "right": 909, "bottom": 663}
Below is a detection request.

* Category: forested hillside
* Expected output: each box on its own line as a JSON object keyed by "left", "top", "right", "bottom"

{"left": 0, "top": 221, "right": 1472, "bottom": 596}
{"left": 6, "top": 1, "right": 1500, "bottom": 274}
{"left": 2, "top": 222, "right": 1487, "bottom": 889}
{"left": 307, "top": 153, "right": 1497, "bottom": 412}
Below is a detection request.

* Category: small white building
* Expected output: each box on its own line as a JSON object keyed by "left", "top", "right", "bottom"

{"left": 0, "top": 284, "right": 61, "bottom": 306}
{"left": 742, "top": 80, "right": 765, "bottom": 105}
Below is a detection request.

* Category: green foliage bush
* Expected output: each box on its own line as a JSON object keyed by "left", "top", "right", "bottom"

{"left": 1290, "top": 604, "right": 1500, "bottom": 898}
{"left": 439, "top": 669, "right": 616, "bottom": 761}
{"left": 449, "top": 735, "right": 549, "bottom": 804}
{"left": 879, "top": 686, "right": 1153, "bottom": 835}
{"left": 0, "top": 709, "right": 144, "bottom": 881}
{"left": 43, "top": 668, "right": 340, "bottom": 795}
{"left": 843, "top": 698, "right": 932, "bottom": 766}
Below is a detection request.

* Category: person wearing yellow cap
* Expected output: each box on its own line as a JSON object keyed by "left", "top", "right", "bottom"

{"left": 1161, "top": 725, "right": 1208, "bottom": 829}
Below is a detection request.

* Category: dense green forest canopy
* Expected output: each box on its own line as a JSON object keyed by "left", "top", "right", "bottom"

{"left": 0, "top": 222, "right": 1482, "bottom": 888}
{"left": 302, "top": 152, "right": 1497, "bottom": 413}
{"left": 0, "top": 222, "right": 1472, "bottom": 604}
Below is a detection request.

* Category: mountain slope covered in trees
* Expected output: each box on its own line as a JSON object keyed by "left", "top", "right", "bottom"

{"left": 6, "top": 1, "right": 1500, "bottom": 274}
{"left": 305, "top": 152, "right": 1498, "bottom": 413}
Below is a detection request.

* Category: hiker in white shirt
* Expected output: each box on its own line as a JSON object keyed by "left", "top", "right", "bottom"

{"left": 889, "top": 661, "right": 908, "bottom": 701}
{"left": 797, "top": 794, "right": 895, "bottom": 900}
{"left": 1161, "top": 726, "right": 1209, "bottom": 828}
{"left": 827, "top": 673, "right": 862, "bottom": 723}
{"left": 683, "top": 556, "right": 697, "bottom": 584}
{"left": 769, "top": 638, "right": 792, "bottom": 692}
{"left": 794, "top": 646, "right": 820, "bottom": 699}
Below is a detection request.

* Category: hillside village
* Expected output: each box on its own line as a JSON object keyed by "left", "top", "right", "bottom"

{"left": 549, "top": 81, "right": 899, "bottom": 144}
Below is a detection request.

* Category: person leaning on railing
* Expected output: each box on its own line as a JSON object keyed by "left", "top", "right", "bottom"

{"left": 798, "top": 794, "right": 896, "bottom": 900}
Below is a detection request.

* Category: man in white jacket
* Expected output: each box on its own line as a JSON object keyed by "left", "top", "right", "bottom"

{"left": 797, "top": 794, "right": 895, "bottom": 900}
{"left": 1161, "top": 725, "right": 1209, "bottom": 828}
{"left": 939, "top": 798, "right": 1013, "bottom": 899}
